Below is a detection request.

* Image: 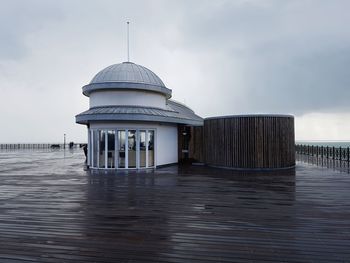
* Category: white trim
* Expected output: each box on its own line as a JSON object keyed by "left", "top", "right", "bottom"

{"left": 125, "top": 129, "right": 129, "bottom": 169}
{"left": 144, "top": 130, "right": 148, "bottom": 168}
{"left": 136, "top": 130, "right": 140, "bottom": 169}
{"left": 91, "top": 130, "right": 94, "bottom": 167}
{"left": 154, "top": 129, "right": 157, "bottom": 167}
{"left": 114, "top": 130, "right": 119, "bottom": 169}
{"left": 147, "top": 130, "right": 155, "bottom": 168}
{"left": 86, "top": 129, "right": 90, "bottom": 165}
{"left": 105, "top": 130, "right": 108, "bottom": 169}
{"left": 97, "top": 131, "right": 100, "bottom": 168}
{"left": 145, "top": 130, "right": 149, "bottom": 168}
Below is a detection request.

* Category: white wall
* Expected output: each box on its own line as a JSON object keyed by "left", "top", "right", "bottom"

{"left": 90, "top": 90, "right": 167, "bottom": 108}
{"left": 156, "top": 125, "right": 178, "bottom": 166}
{"left": 90, "top": 122, "right": 178, "bottom": 166}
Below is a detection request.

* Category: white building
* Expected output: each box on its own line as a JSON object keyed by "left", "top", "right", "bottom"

{"left": 76, "top": 62, "right": 203, "bottom": 169}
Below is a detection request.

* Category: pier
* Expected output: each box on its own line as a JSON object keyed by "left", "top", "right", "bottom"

{"left": 0, "top": 149, "right": 349, "bottom": 262}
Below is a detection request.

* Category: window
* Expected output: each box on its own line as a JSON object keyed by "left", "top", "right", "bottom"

{"left": 92, "top": 130, "right": 98, "bottom": 168}
{"left": 140, "top": 130, "right": 146, "bottom": 168}
{"left": 98, "top": 130, "right": 106, "bottom": 168}
{"left": 148, "top": 130, "right": 155, "bottom": 167}
{"left": 107, "top": 130, "right": 115, "bottom": 168}
{"left": 118, "top": 130, "right": 126, "bottom": 168}
{"left": 90, "top": 128, "right": 155, "bottom": 169}
{"left": 128, "top": 130, "right": 137, "bottom": 168}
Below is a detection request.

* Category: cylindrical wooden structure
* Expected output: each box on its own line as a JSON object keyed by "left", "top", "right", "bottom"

{"left": 203, "top": 115, "right": 295, "bottom": 170}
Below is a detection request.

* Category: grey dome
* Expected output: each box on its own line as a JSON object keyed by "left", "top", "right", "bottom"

{"left": 91, "top": 62, "right": 165, "bottom": 86}
{"left": 82, "top": 62, "right": 172, "bottom": 98}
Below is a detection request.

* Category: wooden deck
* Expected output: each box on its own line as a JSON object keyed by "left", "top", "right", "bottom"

{"left": 0, "top": 150, "right": 349, "bottom": 262}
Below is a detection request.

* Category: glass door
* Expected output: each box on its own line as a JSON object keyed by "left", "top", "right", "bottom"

{"left": 139, "top": 130, "right": 146, "bottom": 168}
{"left": 107, "top": 130, "right": 115, "bottom": 168}
{"left": 117, "top": 130, "right": 126, "bottom": 168}
{"left": 148, "top": 130, "right": 155, "bottom": 167}
{"left": 92, "top": 130, "right": 98, "bottom": 168}
{"left": 90, "top": 128, "right": 155, "bottom": 169}
{"left": 98, "top": 130, "right": 106, "bottom": 168}
{"left": 128, "top": 130, "right": 137, "bottom": 168}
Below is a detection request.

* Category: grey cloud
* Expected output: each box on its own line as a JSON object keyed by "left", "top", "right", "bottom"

{"left": 0, "top": 0, "right": 63, "bottom": 60}
{"left": 0, "top": 0, "right": 349, "bottom": 142}
{"left": 241, "top": 46, "right": 350, "bottom": 114}
{"left": 171, "top": 0, "right": 350, "bottom": 116}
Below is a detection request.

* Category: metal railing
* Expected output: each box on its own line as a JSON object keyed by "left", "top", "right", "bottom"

{"left": 296, "top": 144, "right": 350, "bottom": 162}
{"left": 0, "top": 143, "right": 84, "bottom": 150}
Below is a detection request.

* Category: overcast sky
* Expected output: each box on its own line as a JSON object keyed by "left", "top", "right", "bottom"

{"left": 0, "top": 0, "right": 349, "bottom": 143}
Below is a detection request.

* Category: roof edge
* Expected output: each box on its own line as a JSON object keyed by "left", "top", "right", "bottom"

{"left": 88, "top": 104, "right": 177, "bottom": 113}
{"left": 82, "top": 82, "right": 172, "bottom": 99}
{"left": 167, "top": 99, "right": 195, "bottom": 114}
{"left": 75, "top": 113, "right": 203, "bottom": 126}
{"left": 205, "top": 114, "right": 295, "bottom": 120}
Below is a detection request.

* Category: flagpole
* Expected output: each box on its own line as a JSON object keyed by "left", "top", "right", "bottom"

{"left": 127, "top": 21, "right": 130, "bottom": 62}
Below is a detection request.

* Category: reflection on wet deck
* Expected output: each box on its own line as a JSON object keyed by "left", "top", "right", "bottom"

{"left": 297, "top": 153, "right": 350, "bottom": 173}
{"left": 0, "top": 149, "right": 349, "bottom": 262}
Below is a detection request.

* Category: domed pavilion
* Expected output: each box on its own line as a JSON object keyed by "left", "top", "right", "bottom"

{"left": 76, "top": 62, "right": 203, "bottom": 169}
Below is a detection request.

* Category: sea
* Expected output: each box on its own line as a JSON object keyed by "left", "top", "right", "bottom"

{"left": 296, "top": 141, "right": 350, "bottom": 147}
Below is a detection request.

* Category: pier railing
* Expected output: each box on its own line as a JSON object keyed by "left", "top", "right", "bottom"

{"left": 0, "top": 143, "right": 85, "bottom": 150}
{"left": 296, "top": 144, "right": 350, "bottom": 162}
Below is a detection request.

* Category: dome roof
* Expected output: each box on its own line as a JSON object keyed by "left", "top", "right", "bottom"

{"left": 91, "top": 62, "right": 165, "bottom": 86}
{"left": 82, "top": 62, "right": 172, "bottom": 98}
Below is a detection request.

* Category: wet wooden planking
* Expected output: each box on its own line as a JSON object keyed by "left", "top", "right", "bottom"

{"left": 0, "top": 150, "right": 349, "bottom": 262}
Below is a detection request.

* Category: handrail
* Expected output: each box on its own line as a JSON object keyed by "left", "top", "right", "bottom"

{"left": 295, "top": 144, "right": 350, "bottom": 162}
{"left": 0, "top": 143, "right": 85, "bottom": 150}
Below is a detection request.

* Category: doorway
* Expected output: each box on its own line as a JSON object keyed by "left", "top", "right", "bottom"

{"left": 90, "top": 128, "right": 155, "bottom": 169}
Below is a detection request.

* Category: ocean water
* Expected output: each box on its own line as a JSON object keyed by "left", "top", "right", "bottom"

{"left": 296, "top": 141, "right": 350, "bottom": 147}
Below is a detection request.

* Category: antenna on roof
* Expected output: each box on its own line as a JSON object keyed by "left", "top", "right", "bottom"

{"left": 127, "top": 21, "right": 130, "bottom": 62}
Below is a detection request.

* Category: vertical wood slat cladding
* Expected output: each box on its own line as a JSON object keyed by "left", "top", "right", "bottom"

{"left": 178, "top": 125, "right": 204, "bottom": 163}
{"left": 203, "top": 116, "right": 295, "bottom": 169}
{"left": 190, "top": 126, "right": 204, "bottom": 162}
